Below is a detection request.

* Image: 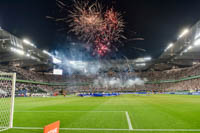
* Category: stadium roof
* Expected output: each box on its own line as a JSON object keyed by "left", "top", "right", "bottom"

{"left": 150, "top": 20, "right": 200, "bottom": 70}
{"left": 0, "top": 28, "right": 54, "bottom": 71}
{"left": 2, "top": 18, "right": 200, "bottom": 73}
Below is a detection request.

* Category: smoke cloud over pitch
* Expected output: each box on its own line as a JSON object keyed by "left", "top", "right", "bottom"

{"left": 52, "top": 49, "right": 148, "bottom": 88}
{"left": 94, "top": 77, "right": 147, "bottom": 88}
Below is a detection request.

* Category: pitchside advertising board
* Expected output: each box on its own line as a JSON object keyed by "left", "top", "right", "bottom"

{"left": 44, "top": 121, "right": 60, "bottom": 133}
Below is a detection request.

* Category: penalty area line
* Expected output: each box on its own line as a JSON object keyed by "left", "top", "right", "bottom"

{"left": 12, "top": 127, "right": 200, "bottom": 131}
{"left": 125, "top": 111, "right": 133, "bottom": 130}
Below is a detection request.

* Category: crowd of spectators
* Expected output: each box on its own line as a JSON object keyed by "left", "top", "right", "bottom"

{"left": 139, "top": 64, "right": 200, "bottom": 81}
{"left": 1, "top": 64, "right": 200, "bottom": 95}
{"left": 138, "top": 64, "right": 200, "bottom": 92}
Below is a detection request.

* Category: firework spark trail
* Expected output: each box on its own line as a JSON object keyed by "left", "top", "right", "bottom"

{"left": 68, "top": 1, "right": 103, "bottom": 41}
{"left": 67, "top": 0, "right": 125, "bottom": 56}
{"left": 48, "top": 0, "right": 145, "bottom": 56}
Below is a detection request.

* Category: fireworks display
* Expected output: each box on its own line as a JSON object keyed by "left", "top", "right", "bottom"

{"left": 57, "top": 0, "right": 125, "bottom": 56}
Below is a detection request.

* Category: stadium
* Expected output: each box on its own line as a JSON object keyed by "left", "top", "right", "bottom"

{"left": 1, "top": 1, "right": 200, "bottom": 133}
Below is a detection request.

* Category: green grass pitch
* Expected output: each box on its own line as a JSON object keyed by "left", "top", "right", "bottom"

{"left": 2, "top": 94, "right": 200, "bottom": 133}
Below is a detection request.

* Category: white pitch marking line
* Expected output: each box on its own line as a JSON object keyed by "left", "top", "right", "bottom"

{"left": 15, "top": 111, "right": 125, "bottom": 113}
{"left": 13, "top": 127, "right": 200, "bottom": 131}
{"left": 60, "top": 128, "right": 129, "bottom": 131}
{"left": 13, "top": 127, "right": 43, "bottom": 130}
{"left": 0, "top": 128, "right": 10, "bottom": 132}
{"left": 133, "top": 129, "right": 200, "bottom": 131}
{"left": 125, "top": 111, "right": 133, "bottom": 130}
{"left": 13, "top": 127, "right": 129, "bottom": 131}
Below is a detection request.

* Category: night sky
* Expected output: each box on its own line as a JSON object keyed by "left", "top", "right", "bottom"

{"left": 1, "top": 0, "right": 200, "bottom": 60}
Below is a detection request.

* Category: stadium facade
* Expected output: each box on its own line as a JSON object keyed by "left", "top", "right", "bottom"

{"left": 157, "top": 20, "right": 200, "bottom": 69}
{"left": 0, "top": 20, "right": 200, "bottom": 94}
{"left": 0, "top": 28, "right": 60, "bottom": 72}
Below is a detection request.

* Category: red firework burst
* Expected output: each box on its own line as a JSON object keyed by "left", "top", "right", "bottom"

{"left": 58, "top": 0, "right": 125, "bottom": 56}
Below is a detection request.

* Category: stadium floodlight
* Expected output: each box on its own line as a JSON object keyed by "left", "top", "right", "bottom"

{"left": 10, "top": 47, "right": 25, "bottom": 55}
{"left": 135, "top": 58, "right": 145, "bottom": 62}
{"left": 194, "top": 38, "right": 200, "bottom": 46}
{"left": 193, "top": 62, "right": 198, "bottom": 65}
{"left": 23, "top": 39, "right": 36, "bottom": 48}
{"left": 69, "top": 61, "right": 86, "bottom": 65}
{"left": 178, "top": 29, "right": 189, "bottom": 39}
{"left": 26, "top": 53, "right": 30, "bottom": 57}
{"left": 144, "top": 57, "right": 152, "bottom": 61}
{"left": 53, "top": 57, "right": 62, "bottom": 64}
{"left": 43, "top": 50, "right": 52, "bottom": 56}
{"left": 23, "top": 39, "right": 31, "bottom": 44}
{"left": 136, "top": 63, "right": 146, "bottom": 67}
{"left": 69, "top": 61, "right": 75, "bottom": 65}
{"left": 183, "top": 49, "right": 188, "bottom": 53}
{"left": 43, "top": 50, "right": 48, "bottom": 54}
{"left": 165, "top": 43, "right": 174, "bottom": 52}
{"left": 183, "top": 46, "right": 193, "bottom": 53}
{"left": 68, "top": 60, "right": 88, "bottom": 71}
{"left": 187, "top": 46, "right": 193, "bottom": 50}
{"left": 30, "top": 56, "right": 36, "bottom": 60}
{"left": 43, "top": 50, "right": 62, "bottom": 64}
{"left": 135, "top": 56, "right": 152, "bottom": 63}
{"left": 195, "top": 32, "right": 200, "bottom": 39}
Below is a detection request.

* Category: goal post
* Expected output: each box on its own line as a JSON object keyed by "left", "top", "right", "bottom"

{"left": 0, "top": 73, "right": 16, "bottom": 132}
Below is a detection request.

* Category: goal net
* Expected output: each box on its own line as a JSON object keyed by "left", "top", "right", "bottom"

{"left": 0, "top": 73, "right": 16, "bottom": 132}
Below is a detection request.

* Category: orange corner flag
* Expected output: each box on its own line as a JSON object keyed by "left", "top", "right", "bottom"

{"left": 44, "top": 121, "right": 60, "bottom": 133}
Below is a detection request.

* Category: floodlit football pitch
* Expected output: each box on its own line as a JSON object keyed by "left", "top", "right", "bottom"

{"left": 3, "top": 94, "right": 200, "bottom": 133}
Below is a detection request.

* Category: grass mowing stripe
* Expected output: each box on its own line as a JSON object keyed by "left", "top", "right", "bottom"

{"left": 14, "top": 111, "right": 128, "bottom": 129}
{"left": 15, "top": 111, "right": 125, "bottom": 113}
{"left": 11, "top": 95, "right": 200, "bottom": 133}
{"left": 13, "top": 127, "right": 129, "bottom": 131}
{"left": 13, "top": 127, "right": 200, "bottom": 131}
{"left": 125, "top": 112, "right": 133, "bottom": 130}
